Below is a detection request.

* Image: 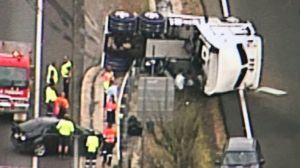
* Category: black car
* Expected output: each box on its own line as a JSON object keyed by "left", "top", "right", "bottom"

{"left": 11, "top": 117, "right": 100, "bottom": 156}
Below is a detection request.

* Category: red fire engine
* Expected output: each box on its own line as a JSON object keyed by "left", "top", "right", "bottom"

{"left": 0, "top": 41, "right": 32, "bottom": 122}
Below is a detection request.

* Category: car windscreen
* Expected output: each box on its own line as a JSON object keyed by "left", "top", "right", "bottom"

{"left": 223, "top": 151, "right": 259, "bottom": 165}
{"left": 19, "top": 118, "right": 58, "bottom": 132}
{"left": 0, "top": 67, "right": 28, "bottom": 88}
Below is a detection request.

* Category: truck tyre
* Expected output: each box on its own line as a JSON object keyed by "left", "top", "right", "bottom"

{"left": 108, "top": 10, "right": 137, "bottom": 34}
{"left": 139, "top": 11, "right": 165, "bottom": 38}
{"left": 34, "top": 143, "right": 46, "bottom": 157}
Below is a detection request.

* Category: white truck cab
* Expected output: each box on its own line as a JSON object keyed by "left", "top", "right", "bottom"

{"left": 195, "top": 17, "right": 263, "bottom": 95}
{"left": 165, "top": 14, "right": 263, "bottom": 95}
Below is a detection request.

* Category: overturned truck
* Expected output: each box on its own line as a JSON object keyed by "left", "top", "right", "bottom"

{"left": 102, "top": 10, "right": 263, "bottom": 95}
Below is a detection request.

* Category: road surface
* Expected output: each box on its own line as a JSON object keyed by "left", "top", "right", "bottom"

{"left": 230, "top": 0, "right": 300, "bottom": 167}
{"left": 204, "top": 0, "right": 300, "bottom": 167}
{"left": 0, "top": 0, "right": 76, "bottom": 167}
{"left": 40, "top": 0, "right": 74, "bottom": 167}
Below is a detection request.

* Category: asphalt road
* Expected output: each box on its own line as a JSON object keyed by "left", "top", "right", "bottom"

{"left": 0, "top": 0, "right": 75, "bottom": 167}
{"left": 0, "top": 1, "right": 34, "bottom": 167}
{"left": 40, "top": 0, "right": 74, "bottom": 167}
{"left": 205, "top": 0, "right": 300, "bottom": 167}
{"left": 230, "top": 0, "right": 300, "bottom": 167}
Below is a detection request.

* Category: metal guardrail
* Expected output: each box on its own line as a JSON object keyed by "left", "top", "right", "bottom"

{"left": 238, "top": 89, "right": 253, "bottom": 138}
{"left": 221, "top": 0, "right": 230, "bottom": 17}
{"left": 115, "top": 60, "right": 136, "bottom": 162}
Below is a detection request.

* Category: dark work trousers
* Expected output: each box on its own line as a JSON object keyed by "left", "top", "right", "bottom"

{"left": 57, "top": 107, "right": 67, "bottom": 119}
{"left": 46, "top": 102, "right": 54, "bottom": 116}
{"left": 85, "top": 152, "right": 97, "bottom": 168}
{"left": 103, "top": 93, "right": 107, "bottom": 107}
{"left": 106, "top": 110, "right": 116, "bottom": 124}
{"left": 101, "top": 142, "right": 115, "bottom": 166}
{"left": 63, "top": 77, "right": 70, "bottom": 99}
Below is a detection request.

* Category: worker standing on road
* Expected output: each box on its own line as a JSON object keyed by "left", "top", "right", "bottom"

{"left": 53, "top": 92, "right": 69, "bottom": 118}
{"left": 105, "top": 95, "right": 117, "bottom": 124}
{"left": 46, "top": 62, "right": 59, "bottom": 85}
{"left": 45, "top": 82, "right": 58, "bottom": 115}
{"left": 60, "top": 56, "right": 72, "bottom": 99}
{"left": 56, "top": 114, "right": 75, "bottom": 158}
{"left": 85, "top": 130, "right": 101, "bottom": 168}
{"left": 101, "top": 123, "right": 117, "bottom": 167}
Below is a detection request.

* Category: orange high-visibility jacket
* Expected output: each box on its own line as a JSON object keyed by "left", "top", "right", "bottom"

{"left": 54, "top": 96, "right": 69, "bottom": 109}
{"left": 101, "top": 71, "right": 114, "bottom": 81}
{"left": 103, "top": 127, "right": 116, "bottom": 144}
{"left": 106, "top": 101, "right": 117, "bottom": 111}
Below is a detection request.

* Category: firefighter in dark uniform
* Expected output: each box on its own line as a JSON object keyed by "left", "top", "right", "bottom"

{"left": 85, "top": 130, "right": 102, "bottom": 168}
{"left": 56, "top": 114, "right": 75, "bottom": 158}
{"left": 60, "top": 56, "right": 72, "bottom": 99}
{"left": 45, "top": 82, "right": 58, "bottom": 115}
{"left": 46, "top": 62, "right": 59, "bottom": 85}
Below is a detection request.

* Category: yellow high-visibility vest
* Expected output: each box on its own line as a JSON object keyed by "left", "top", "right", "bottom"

{"left": 56, "top": 119, "right": 75, "bottom": 136}
{"left": 86, "top": 135, "right": 99, "bottom": 153}
{"left": 61, "top": 61, "right": 72, "bottom": 78}
{"left": 46, "top": 64, "right": 58, "bottom": 84}
{"left": 45, "top": 86, "right": 57, "bottom": 103}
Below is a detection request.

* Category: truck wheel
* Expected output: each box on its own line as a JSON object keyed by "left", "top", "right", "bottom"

{"left": 13, "top": 113, "right": 27, "bottom": 122}
{"left": 34, "top": 143, "right": 46, "bottom": 157}
{"left": 108, "top": 10, "right": 137, "bottom": 34}
{"left": 138, "top": 11, "right": 165, "bottom": 37}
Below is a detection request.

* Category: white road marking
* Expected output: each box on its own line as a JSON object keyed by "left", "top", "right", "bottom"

{"left": 73, "top": 137, "right": 79, "bottom": 168}
{"left": 221, "top": 0, "right": 230, "bottom": 17}
{"left": 238, "top": 89, "right": 253, "bottom": 139}
{"left": 256, "top": 86, "right": 287, "bottom": 96}
{"left": 32, "top": 156, "right": 38, "bottom": 168}
{"left": 34, "top": 0, "right": 44, "bottom": 119}
{"left": 32, "top": 0, "right": 44, "bottom": 167}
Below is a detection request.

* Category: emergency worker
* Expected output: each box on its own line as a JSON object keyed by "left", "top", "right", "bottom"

{"left": 45, "top": 82, "right": 58, "bottom": 114}
{"left": 60, "top": 56, "right": 72, "bottom": 99}
{"left": 106, "top": 80, "right": 118, "bottom": 102}
{"left": 46, "top": 62, "right": 59, "bottom": 85}
{"left": 101, "top": 123, "right": 117, "bottom": 167}
{"left": 85, "top": 130, "right": 101, "bottom": 168}
{"left": 53, "top": 92, "right": 69, "bottom": 118}
{"left": 175, "top": 69, "right": 185, "bottom": 90}
{"left": 56, "top": 114, "right": 75, "bottom": 158}
{"left": 100, "top": 65, "right": 114, "bottom": 91}
{"left": 105, "top": 95, "right": 117, "bottom": 124}
{"left": 101, "top": 66, "right": 115, "bottom": 107}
